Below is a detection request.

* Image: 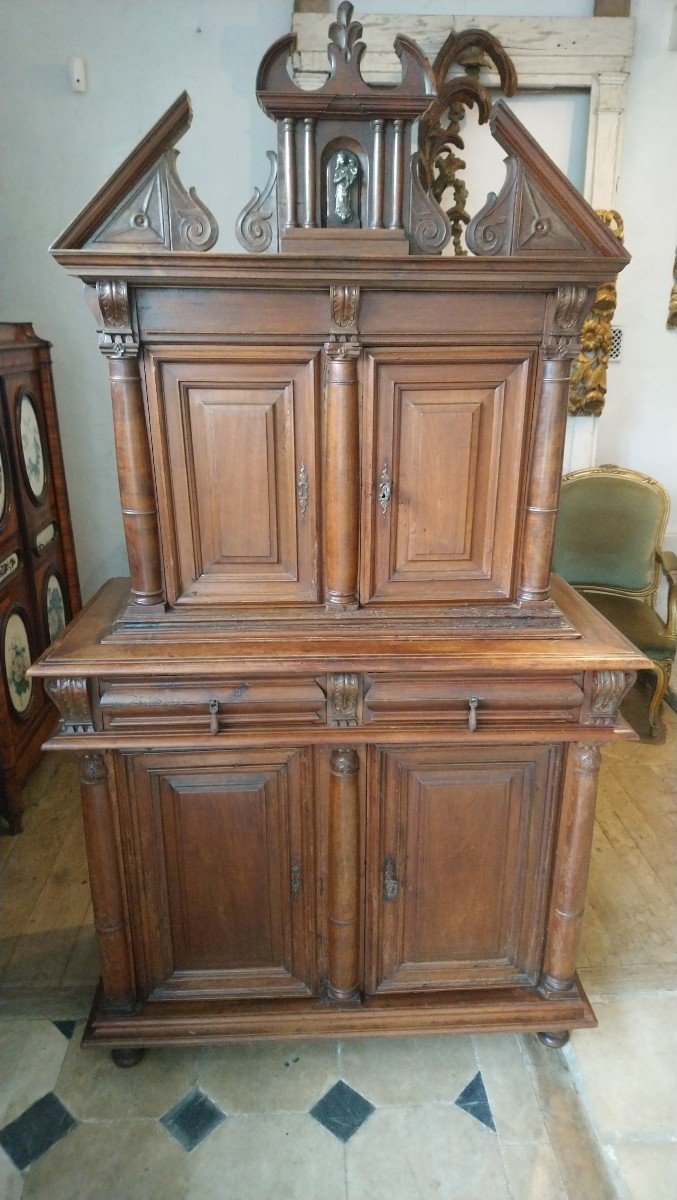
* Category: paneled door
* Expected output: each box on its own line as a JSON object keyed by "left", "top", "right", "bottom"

{"left": 115, "top": 747, "right": 317, "bottom": 1000}
{"left": 366, "top": 743, "right": 561, "bottom": 994}
{"left": 360, "top": 348, "right": 536, "bottom": 604}
{"left": 149, "top": 348, "right": 320, "bottom": 605}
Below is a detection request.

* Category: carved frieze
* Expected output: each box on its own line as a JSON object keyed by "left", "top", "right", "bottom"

{"left": 327, "top": 672, "right": 361, "bottom": 727}
{"left": 45, "top": 677, "right": 94, "bottom": 734}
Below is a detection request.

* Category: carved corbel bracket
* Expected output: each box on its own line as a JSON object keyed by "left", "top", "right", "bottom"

{"left": 45, "top": 677, "right": 95, "bottom": 734}
{"left": 326, "top": 672, "right": 362, "bottom": 727}
{"left": 584, "top": 669, "right": 635, "bottom": 726}
{"left": 329, "top": 284, "right": 360, "bottom": 337}
{"left": 544, "top": 285, "right": 590, "bottom": 361}
{"left": 90, "top": 281, "right": 139, "bottom": 358}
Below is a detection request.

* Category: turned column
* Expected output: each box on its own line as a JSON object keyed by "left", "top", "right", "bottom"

{"left": 94, "top": 281, "right": 164, "bottom": 607}
{"left": 327, "top": 747, "right": 361, "bottom": 1000}
{"left": 80, "top": 753, "right": 136, "bottom": 1011}
{"left": 541, "top": 742, "right": 602, "bottom": 993}
{"left": 324, "top": 341, "right": 360, "bottom": 608}
{"left": 517, "top": 285, "right": 587, "bottom": 605}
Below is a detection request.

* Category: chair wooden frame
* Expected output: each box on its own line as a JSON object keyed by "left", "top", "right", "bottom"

{"left": 560, "top": 464, "right": 676, "bottom": 733}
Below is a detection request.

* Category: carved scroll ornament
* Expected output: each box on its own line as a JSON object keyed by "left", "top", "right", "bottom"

{"left": 327, "top": 672, "right": 361, "bottom": 727}
{"left": 235, "top": 151, "right": 278, "bottom": 253}
{"left": 587, "top": 669, "right": 634, "bottom": 726}
{"left": 418, "top": 29, "right": 517, "bottom": 256}
{"left": 568, "top": 211, "right": 624, "bottom": 416}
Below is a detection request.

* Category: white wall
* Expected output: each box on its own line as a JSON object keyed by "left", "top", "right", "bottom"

{"left": 0, "top": 0, "right": 675, "bottom": 599}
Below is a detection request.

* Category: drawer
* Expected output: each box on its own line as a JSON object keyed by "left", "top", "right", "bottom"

{"left": 363, "top": 675, "right": 584, "bottom": 728}
{"left": 98, "top": 677, "right": 327, "bottom": 732}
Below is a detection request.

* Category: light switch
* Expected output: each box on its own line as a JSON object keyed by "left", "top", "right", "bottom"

{"left": 69, "top": 56, "right": 87, "bottom": 93}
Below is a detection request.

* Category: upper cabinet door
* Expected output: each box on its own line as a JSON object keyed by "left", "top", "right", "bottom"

{"left": 360, "top": 348, "right": 536, "bottom": 605}
{"left": 149, "top": 348, "right": 320, "bottom": 606}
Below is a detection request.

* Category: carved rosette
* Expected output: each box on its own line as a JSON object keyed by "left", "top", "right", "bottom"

{"left": 327, "top": 672, "right": 361, "bottom": 727}
{"left": 45, "top": 677, "right": 94, "bottom": 734}
{"left": 587, "top": 670, "right": 634, "bottom": 727}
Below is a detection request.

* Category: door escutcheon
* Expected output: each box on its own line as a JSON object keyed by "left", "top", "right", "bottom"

{"left": 379, "top": 462, "right": 392, "bottom": 517}
{"left": 208, "top": 699, "right": 219, "bottom": 734}
{"left": 468, "top": 696, "right": 479, "bottom": 732}
{"left": 384, "top": 856, "right": 399, "bottom": 900}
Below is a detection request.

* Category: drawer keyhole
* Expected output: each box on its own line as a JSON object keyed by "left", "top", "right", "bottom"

{"left": 208, "top": 699, "right": 219, "bottom": 735}
{"left": 468, "top": 696, "right": 479, "bottom": 732}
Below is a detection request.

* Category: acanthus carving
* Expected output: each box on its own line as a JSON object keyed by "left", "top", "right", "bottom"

{"left": 418, "top": 31, "right": 517, "bottom": 256}
{"left": 45, "top": 677, "right": 95, "bottom": 734}
{"left": 235, "top": 150, "right": 278, "bottom": 254}
{"left": 330, "top": 284, "right": 360, "bottom": 334}
{"left": 80, "top": 751, "right": 107, "bottom": 784}
{"left": 568, "top": 210, "right": 624, "bottom": 416}
{"left": 327, "top": 672, "right": 361, "bottom": 727}
{"left": 94, "top": 281, "right": 138, "bottom": 358}
{"left": 544, "top": 285, "right": 589, "bottom": 360}
{"left": 89, "top": 149, "right": 218, "bottom": 253}
{"left": 588, "top": 669, "right": 634, "bottom": 726}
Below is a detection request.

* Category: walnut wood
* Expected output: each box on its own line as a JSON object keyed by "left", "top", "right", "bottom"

{"left": 327, "top": 747, "right": 361, "bottom": 1000}
{"left": 302, "top": 118, "right": 316, "bottom": 228}
{"left": 79, "top": 752, "right": 135, "bottom": 1008}
{"left": 108, "top": 355, "right": 164, "bottom": 607}
{"left": 371, "top": 119, "right": 385, "bottom": 228}
{"left": 517, "top": 356, "right": 572, "bottom": 604}
{"left": 283, "top": 117, "right": 298, "bottom": 231}
{"left": 324, "top": 343, "right": 360, "bottom": 608}
{"left": 541, "top": 742, "right": 602, "bottom": 993}
{"left": 390, "top": 119, "right": 404, "bottom": 229}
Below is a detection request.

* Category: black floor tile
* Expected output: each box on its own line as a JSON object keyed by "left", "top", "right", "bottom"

{"left": 454, "top": 1071, "right": 496, "bottom": 1132}
{"left": 52, "top": 1020, "right": 77, "bottom": 1040}
{"left": 310, "top": 1079, "right": 375, "bottom": 1143}
{"left": 0, "top": 1092, "right": 77, "bottom": 1170}
{"left": 160, "top": 1087, "right": 226, "bottom": 1152}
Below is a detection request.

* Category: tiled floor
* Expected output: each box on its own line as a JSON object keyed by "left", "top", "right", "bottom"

{"left": 0, "top": 704, "right": 675, "bottom": 1199}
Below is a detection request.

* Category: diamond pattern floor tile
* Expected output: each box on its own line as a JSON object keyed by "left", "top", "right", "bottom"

{"left": 52, "top": 1021, "right": 76, "bottom": 1041}
{"left": 0, "top": 1092, "right": 77, "bottom": 1170}
{"left": 310, "top": 1079, "right": 374, "bottom": 1143}
{"left": 160, "top": 1087, "right": 226, "bottom": 1152}
{"left": 454, "top": 1070, "right": 496, "bottom": 1132}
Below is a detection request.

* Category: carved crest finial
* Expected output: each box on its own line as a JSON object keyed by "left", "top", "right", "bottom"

{"left": 328, "top": 3, "right": 365, "bottom": 69}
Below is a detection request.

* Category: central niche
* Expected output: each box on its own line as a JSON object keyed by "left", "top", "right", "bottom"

{"left": 322, "top": 138, "right": 368, "bottom": 228}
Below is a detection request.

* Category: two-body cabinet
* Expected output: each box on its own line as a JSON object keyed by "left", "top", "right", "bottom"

{"left": 33, "top": 7, "right": 646, "bottom": 1059}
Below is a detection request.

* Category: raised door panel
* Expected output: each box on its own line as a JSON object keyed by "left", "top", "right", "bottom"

{"left": 366, "top": 743, "right": 560, "bottom": 994}
{"left": 360, "top": 350, "right": 535, "bottom": 604}
{"left": 117, "top": 748, "right": 316, "bottom": 1000}
{"left": 149, "top": 349, "right": 320, "bottom": 605}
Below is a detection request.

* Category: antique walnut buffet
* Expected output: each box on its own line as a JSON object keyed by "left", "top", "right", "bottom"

{"left": 32, "top": 6, "right": 646, "bottom": 1066}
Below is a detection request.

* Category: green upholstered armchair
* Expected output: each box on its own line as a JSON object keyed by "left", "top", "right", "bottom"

{"left": 552, "top": 465, "right": 676, "bottom": 735}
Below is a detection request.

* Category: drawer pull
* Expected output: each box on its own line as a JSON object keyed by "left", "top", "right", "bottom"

{"left": 468, "top": 696, "right": 479, "bottom": 732}
{"left": 384, "top": 856, "right": 399, "bottom": 900}
{"left": 208, "top": 699, "right": 219, "bottom": 734}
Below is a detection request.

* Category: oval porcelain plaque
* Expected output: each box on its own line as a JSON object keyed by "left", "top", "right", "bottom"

{"left": 19, "top": 393, "right": 46, "bottom": 500}
{"left": 4, "top": 611, "right": 33, "bottom": 714}
{"left": 46, "top": 572, "right": 67, "bottom": 642}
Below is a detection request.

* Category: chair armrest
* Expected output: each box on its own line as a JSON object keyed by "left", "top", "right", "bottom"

{"left": 658, "top": 549, "right": 677, "bottom": 639}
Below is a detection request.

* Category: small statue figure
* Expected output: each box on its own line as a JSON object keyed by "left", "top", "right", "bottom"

{"left": 333, "top": 150, "right": 359, "bottom": 223}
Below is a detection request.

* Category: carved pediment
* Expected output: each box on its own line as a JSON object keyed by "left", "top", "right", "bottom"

{"left": 52, "top": 92, "right": 217, "bottom": 253}
{"left": 467, "top": 101, "right": 631, "bottom": 264}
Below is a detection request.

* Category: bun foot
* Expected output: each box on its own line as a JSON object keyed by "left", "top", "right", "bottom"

{"left": 111, "top": 1047, "right": 145, "bottom": 1068}
{"left": 537, "top": 1030, "right": 570, "bottom": 1049}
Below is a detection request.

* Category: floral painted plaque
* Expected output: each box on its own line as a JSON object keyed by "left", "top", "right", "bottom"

{"left": 3, "top": 610, "right": 33, "bottom": 714}
{"left": 19, "top": 393, "right": 46, "bottom": 500}
{"left": 46, "top": 573, "right": 67, "bottom": 642}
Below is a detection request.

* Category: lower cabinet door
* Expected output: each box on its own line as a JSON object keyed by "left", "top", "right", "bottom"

{"left": 366, "top": 743, "right": 561, "bottom": 994}
{"left": 115, "top": 747, "right": 316, "bottom": 1001}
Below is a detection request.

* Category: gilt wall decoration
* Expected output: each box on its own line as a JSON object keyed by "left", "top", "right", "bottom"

{"left": 668, "top": 247, "right": 677, "bottom": 329}
{"left": 568, "top": 210, "right": 624, "bottom": 417}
